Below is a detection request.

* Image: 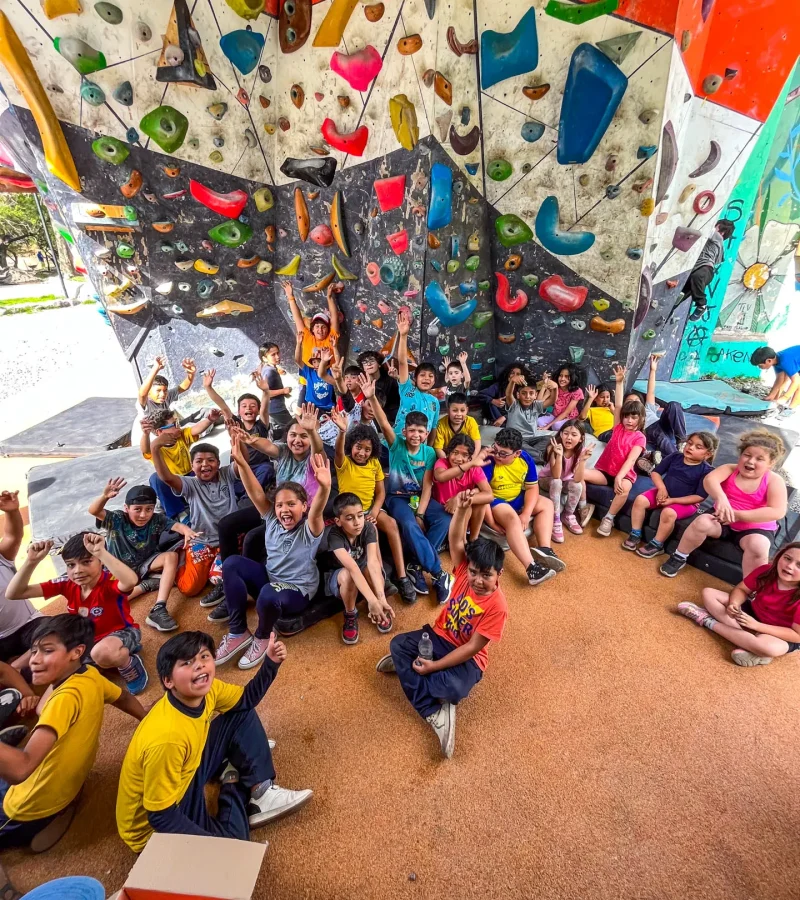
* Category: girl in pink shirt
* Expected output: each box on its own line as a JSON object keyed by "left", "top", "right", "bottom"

{"left": 537, "top": 364, "right": 585, "bottom": 430}
{"left": 677, "top": 541, "right": 800, "bottom": 667}
{"left": 431, "top": 435, "right": 493, "bottom": 539}
{"left": 584, "top": 399, "right": 647, "bottom": 537}
{"left": 538, "top": 422, "right": 593, "bottom": 541}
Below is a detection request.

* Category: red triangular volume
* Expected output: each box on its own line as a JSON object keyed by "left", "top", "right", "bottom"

{"left": 374, "top": 175, "right": 406, "bottom": 212}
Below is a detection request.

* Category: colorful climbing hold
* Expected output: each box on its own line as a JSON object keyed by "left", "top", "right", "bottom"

{"left": 539, "top": 274, "right": 588, "bottom": 312}
{"left": 113, "top": 81, "right": 133, "bottom": 106}
{"left": 280, "top": 157, "right": 337, "bottom": 187}
{"left": 446, "top": 260, "right": 460, "bottom": 274}
{"left": 427, "top": 163, "right": 453, "bottom": 231}
{"left": 209, "top": 150, "right": 224, "bottom": 164}
{"left": 139, "top": 106, "right": 188, "bottom": 153}
{"left": 656, "top": 121, "right": 678, "bottom": 204}
{"left": 449, "top": 125, "right": 481, "bottom": 156}
{"left": 595, "top": 31, "right": 640, "bottom": 65}
{"left": 320, "top": 119, "right": 369, "bottom": 156}
{"left": 379, "top": 256, "right": 406, "bottom": 290}
{"left": 275, "top": 255, "right": 302, "bottom": 276}
{"left": 693, "top": 190, "right": 716, "bottom": 214}
{"left": 672, "top": 226, "right": 702, "bottom": 252}
{"left": 473, "top": 310, "right": 492, "bottom": 329}
{"left": 389, "top": 94, "right": 419, "bottom": 151}
{"left": 447, "top": 25, "right": 477, "bottom": 56}
{"left": 434, "top": 72, "right": 452, "bottom": 106}
{"left": 291, "top": 84, "right": 304, "bottom": 109}
{"left": 80, "top": 82, "right": 105, "bottom": 106}
{"left": 225, "top": 0, "right": 264, "bottom": 19}
{"left": 190, "top": 180, "right": 247, "bottom": 218}
{"left": 208, "top": 220, "right": 252, "bottom": 248}
{"left": 332, "top": 255, "right": 357, "bottom": 280}
{"left": 424, "top": 280, "right": 476, "bottom": 327}
{"left": 219, "top": 28, "right": 265, "bottom": 75}
{"left": 253, "top": 187, "right": 274, "bottom": 212}
{"left": 640, "top": 198, "right": 655, "bottom": 217}
{"left": 535, "top": 196, "right": 595, "bottom": 256}
{"left": 398, "top": 35, "right": 422, "bottom": 55}
{"left": 488, "top": 159, "right": 513, "bottom": 182}
{"left": 588, "top": 316, "right": 624, "bottom": 334}
{"left": 459, "top": 281, "right": 477, "bottom": 295}
{"left": 387, "top": 229, "right": 409, "bottom": 255}
{"left": 688, "top": 141, "right": 721, "bottom": 178}
{"left": 523, "top": 84, "right": 550, "bottom": 101}
{"left": 642, "top": 329, "right": 656, "bottom": 340}
{"left": 546, "top": 0, "right": 619, "bottom": 24}
{"left": 331, "top": 46, "right": 382, "bottom": 91}
{"left": 521, "top": 121, "right": 545, "bottom": 143}
{"left": 194, "top": 259, "right": 219, "bottom": 275}
{"left": 593, "top": 298, "right": 610, "bottom": 312}
{"left": 116, "top": 242, "right": 135, "bottom": 259}
{"left": 626, "top": 247, "right": 643, "bottom": 260}
{"left": 257, "top": 260, "right": 273, "bottom": 275}
{"left": 465, "top": 256, "right": 480, "bottom": 272}
{"left": 207, "top": 102, "right": 228, "bottom": 120}
{"left": 702, "top": 73, "right": 722, "bottom": 95}
{"left": 330, "top": 191, "right": 350, "bottom": 257}
{"left": 309, "top": 225, "right": 334, "bottom": 247}
{"left": 480, "top": 7, "right": 538, "bottom": 91}
{"left": 522, "top": 275, "right": 539, "bottom": 289}
{"left": 365, "top": 3, "right": 384, "bottom": 22}
{"left": 495, "top": 272, "right": 528, "bottom": 313}
{"left": 478, "top": 280, "right": 490, "bottom": 291}
{"left": 374, "top": 175, "right": 406, "bottom": 213}
{"left": 198, "top": 300, "right": 254, "bottom": 318}
{"left": 54, "top": 36, "right": 106, "bottom": 74}
{"left": 366, "top": 262, "right": 381, "bottom": 285}
{"left": 495, "top": 214, "right": 533, "bottom": 248}
{"left": 638, "top": 145, "right": 657, "bottom": 160}
{"left": 465, "top": 163, "right": 479, "bottom": 176}
{"left": 92, "top": 136, "right": 129, "bottom": 165}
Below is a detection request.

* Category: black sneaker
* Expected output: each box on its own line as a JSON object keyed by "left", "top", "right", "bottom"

{"left": 138, "top": 577, "right": 161, "bottom": 594}
{"left": 342, "top": 610, "right": 359, "bottom": 645}
{"left": 622, "top": 534, "right": 640, "bottom": 552}
{"left": 406, "top": 564, "right": 429, "bottom": 595}
{"left": 397, "top": 575, "right": 417, "bottom": 604}
{"left": 526, "top": 561, "right": 556, "bottom": 586}
{"left": 146, "top": 604, "right": 178, "bottom": 632}
{"left": 207, "top": 600, "right": 230, "bottom": 623}
{"left": 688, "top": 305, "right": 707, "bottom": 322}
{"left": 384, "top": 578, "right": 399, "bottom": 597}
{"left": 199, "top": 583, "right": 225, "bottom": 608}
{"left": 660, "top": 553, "right": 687, "bottom": 577}
{"left": 531, "top": 546, "right": 566, "bottom": 573}
{"left": 636, "top": 541, "right": 664, "bottom": 559}
{"left": 432, "top": 570, "right": 453, "bottom": 605}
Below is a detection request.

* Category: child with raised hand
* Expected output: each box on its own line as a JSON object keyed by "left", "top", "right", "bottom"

{"left": 376, "top": 491, "right": 509, "bottom": 759}
{"left": 258, "top": 341, "right": 295, "bottom": 441}
{"left": 660, "top": 430, "right": 788, "bottom": 578}
{"left": 362, "top": 376, "right": 453, "bottom": 604}
{"left": 282, "top": 278, "right": 340, "bottom": 366}
{"left": 678, "top": 542, "right": 800, "bottom": 667}
{"left": 331, "top": 405, "right": 416, "bottom": 604}
{"left": 89, "top": 479, "right": 200, "bottom": 633}
{"left": 482, "top": 427, "right": 565, "bottom": 586}
{"left": 117, "top": 629, "right": 312, "bottom": 854}
{"left": 216, "top": 436, "right": 332, "bottom": 669}
{"left": 579, "top": 383, "right": 615, "bottom": 438}
{"left": 442, "top": 352, "right": 472, "bottom": 400}
{"left": 623, "top": 356, "right": 687, "bottom": 466}
{"left": 537, "top": 423, "right": 592, "bottom": 541}
{"left": 431, "top": 435, "right": 494, "bottom": 540}
{"left": 326, "top": 493, "right": 395, "bottom": 644}
{"left": 503, "top": 371, "right": 551, "bottom": 456}
{"left": 137, "top": 355, "right": 196, "bottom": 417}
{"left": 480, "top": 363, "right": 533, "bottom": 426}
{"left": 394, "top": 308, "right": 440, "bottom": 434}
{"left": 0, "top": 615, "right": 143, "bottom": 869}
{"left": 358, "top": 350, "right": 400, "bottom": 422}
{"left": 624, "top": 432, "right": 718, "bottom": 557}
{"left": 433, "top": 392, "right": 481, "bottom": 459}
{"left": 537, "top": 363, "right": 585, "bottom": 430}
{"left": 6, "top": 534, "right": 149, "bottom": 694}
{"left": 584, "top": 399, "right": 647, "bottom": 536}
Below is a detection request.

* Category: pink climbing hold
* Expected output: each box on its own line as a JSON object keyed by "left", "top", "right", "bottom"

{"left": 374, "top": 175, "right": 406, "bottom": 212}
{"left": 320, "top": 118, "right": 369, "bottom": 156}
{"left": 386, "top": 228, "right": 409, "bottom": 255}
{"left": 366, "top": 262, "right": 381, "bottom": 285}
{"left": 538, "top": 274, "right": 588, "bottom": 313}
{"left": 330, "top": 45, "right": 383, "bottom": 91}
{"left": 378, "top": 300, "right": 391, "bottom": 314}
{"left": 309, "top": 224, "right": 334, "bottom": 246}
{"left": 495, "top": 272, "right": 528, "bottom": 314}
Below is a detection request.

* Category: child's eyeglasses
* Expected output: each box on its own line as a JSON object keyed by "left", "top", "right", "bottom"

{"left": 491, "top": 445, "right": 514, "bottom": 459}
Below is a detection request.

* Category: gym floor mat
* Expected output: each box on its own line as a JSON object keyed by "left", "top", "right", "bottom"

{"left": 632, "top": 379, "right": 772, "bottom": 416}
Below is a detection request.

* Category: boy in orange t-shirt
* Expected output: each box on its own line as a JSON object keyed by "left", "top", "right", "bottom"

{"left": 376, "top": 491, "right": 508, "bottom": 759}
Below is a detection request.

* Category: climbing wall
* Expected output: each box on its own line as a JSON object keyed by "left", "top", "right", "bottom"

{"left": 0, "top": 0, "right": 797, "bottom": 394}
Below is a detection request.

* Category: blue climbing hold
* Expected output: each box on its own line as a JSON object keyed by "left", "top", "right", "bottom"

{"left": 451, "top": 236, "right": 460, "bottom": 257}
{"left": 427, "top": 163, "right": 453, "bottom": 231}
{"left": 480, "top": 7, "right": 539, "bottom": 91}
{"left": 424, "top": 280, "right": 477, "bottom": 327}
{"left": 459, "top": 281, "right": 477, "bottom": 296}
{"left": 534, "top": 195, "right": 595, "bottom": 256}
{"left": 521, "top": 120, "right": 545, "bottom": 143}
{"left": 638, "top": 145, "right": 657, "bottom": 160}
{"left": 219, "top": 28, "right": 265, "bottom": 75}
{"left": 430, "top": 259, "right": 442, "bottom": 272}
{"left": 465, "top": 162, "right": 479, "bottom": 175}
{"left": 125, "top": 127, "right": 139, "bottom": 143}
{"left": 557, "top": 43, "right": 627, "bottom": 165}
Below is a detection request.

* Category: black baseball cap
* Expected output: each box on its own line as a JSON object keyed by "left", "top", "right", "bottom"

{"left": 125, "top": 485, "right": 157, "bottom": 505}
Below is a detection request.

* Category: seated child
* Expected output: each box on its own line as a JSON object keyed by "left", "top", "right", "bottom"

{"left": 362, "top": 380, "right": 452, "bottom": 603}
{"left": 431, "top": 435, "right": 493, "bottom": 540}
{"left": 283, "top": 279, "right": 340, "bottom": 367}
{"left": 678, "top": 541, "right": 800, "bottom": 667}
{"left": 660, "top": 430, "right": 787, "bottom": 578}
{"left": 331, "top": 407, "right": 416, "bottom": 604}
{"left": 0, "top": 490, "right": 43, "bottom": 667}
{"left": 623, "top": 432, "right": 718, "bottom": 557}
{"left": 394, "top": 309, "right": 440, "bottom": 434}
{"left": 0, "top": 615, "right": 143, "bottom": 869}
{"left": 6, "top": 534, "right": 148, "bottom": 694}
{"left": 579, "top": 383, "right": 615, "bottom": 438}
{"left": 584, "top": 399, "right": 647, "bottom": 536}
{"left": 258, "top": 341, "right": 295, "bottom": 440}
{"left": 141, "top": 407, "right": 221, "bottom": 519}
{"left": 326, "top": 493, "right": 396, "bottom": 644}
{"left": 358, "top": 350, "right": 400, "bottom": 423}
{"left": 503, "top": 373, "right": 552, "bottom": 457}
{"left": 137, "top": 355, "right": 196, "bottom": 418}
{"left": 482, "top": 428, "right": 565, "bottom": 586}
{"left": 376, "top": 491, "right": 508, "bottom": 759}
{"left": 433, "top": 392, "right": 481, "bottom": 460}
{"left": 216, "top": 436, "right": 331, "bottom": 668}
{"left": 537, "top": 364, "right": 585, "bottom": 430}
{"left": 89, "top": 479, "right": 199, "bottom": 633}
{"left": 294, "top": 340, "right": 338, "bottom": 446}
{"left": 441, "top": 352, "right": 472, "bottom": 404}
{"left": 116, "top": 630, "right": 311, "bottom": 854}
{"left": 149, "top": 439, "right": 239, "bottom": 606}
{"left": 479, "top": 363, "right": 533, "bottom": 426}
{"left": 537, "top": 423, "right": 592, "bottom": 541}
{"left": 622, "top": 356, "right": 686, "bottom": 464}
{"left": 751, "top": 343, "right": 800, "bottom": 412}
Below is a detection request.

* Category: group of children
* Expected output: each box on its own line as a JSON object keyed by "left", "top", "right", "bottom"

{"left": 0, "top": 295, "right": 796, "bottom": 894}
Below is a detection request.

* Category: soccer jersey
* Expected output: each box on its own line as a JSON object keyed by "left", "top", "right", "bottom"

{"left": 433, "top": 415, "right": 481, "bottom": 451}
{"left": 482, "top": 450, "right": 538, "bottom": 503}
{"left": 40, "top": 570, "right": 137, "bottom": 642}
{"left": 336, "top": 456, "right": 383, "bottom": 510}
{"left": 387, "top": 438, "right": 436, "bottom": 497}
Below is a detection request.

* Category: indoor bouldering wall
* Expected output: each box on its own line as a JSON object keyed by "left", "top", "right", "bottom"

{"left": 0, "top": 0, "right": 797, "bottom": 397}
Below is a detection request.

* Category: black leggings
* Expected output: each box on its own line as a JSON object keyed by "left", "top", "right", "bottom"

{"left": 218, "top": 505, "right": 263, "bottom": 562}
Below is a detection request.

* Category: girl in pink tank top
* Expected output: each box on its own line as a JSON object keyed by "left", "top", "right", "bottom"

{"left": 720, "top": 469, "right": 778, "bottom": 532}
{"left": 538, "top": 422, "right": 592, "bottom": 542}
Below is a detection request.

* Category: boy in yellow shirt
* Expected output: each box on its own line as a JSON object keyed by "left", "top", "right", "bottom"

{"left": 116, "top": 630, "right": 312, "bottom": 853}
{"left": 433, "top": 393, "right": 481, "bottom": 460}
{"left": 0, "top": 614, "right": 143, "bottom": 890}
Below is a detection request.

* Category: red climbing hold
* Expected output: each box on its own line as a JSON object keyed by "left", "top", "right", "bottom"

{"left": 386, "top": 228, "right": 409, "bottom": 254}
{"left": 693, "top": 190, "right": 716, "bottom": 215}
{"left": 495, "top": 272, "right": 528, "bottom": 314}
{"left": 189, "top": 180, "right": 248, "bottom": 218}
{"left": 374, "top": 175, "right": 406, "bottom": 212}
{"left": 538, "top": 274, "right": 588, "bottom": 313}
{"left": 309, "top": 224, "right": 334, "bottom": 246}
{"left": 321, "top": 118, "right": 369, "bottom": 156}
{"left": 666, "top": 279, "right": 679, "bottom": 288}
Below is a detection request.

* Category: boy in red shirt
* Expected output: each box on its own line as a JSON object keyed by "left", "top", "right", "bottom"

{"left": 376, "top": 491, "right": 509, "bottom": 758}
{"left": 6, "top": 533, "right": 148, "bottom": 694}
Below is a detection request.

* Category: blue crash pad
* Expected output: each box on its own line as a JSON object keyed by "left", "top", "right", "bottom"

{"left": 632, "top": 379, "right": 773, "bottom": 415}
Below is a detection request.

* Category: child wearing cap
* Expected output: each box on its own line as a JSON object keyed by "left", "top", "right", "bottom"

{"left": 88, "top": 479, "right": 201, "bottom": 633}
{"left": 282, "top": 279, "right": 341, "bottom": 367}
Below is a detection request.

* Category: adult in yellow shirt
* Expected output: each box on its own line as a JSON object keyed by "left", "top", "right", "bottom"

{"left": 433, "top": 393, "right": 482, "bottom": 459}
{"left": 0, "top": 615, "right": 143, "bottom": 878}
{"left": 116, "top": 631, "right": 312, "bottom": 853}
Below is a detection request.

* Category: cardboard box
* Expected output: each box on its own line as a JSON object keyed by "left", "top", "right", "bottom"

{"left": 115, "top": 833, "right": 266, "bottom": 900}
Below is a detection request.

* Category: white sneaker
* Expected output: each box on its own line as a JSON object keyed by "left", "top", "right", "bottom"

{"left": 426, "top": 702, "right": 456, "bottom": 759}
{"left": 731, "top": 649, "right": 772, "bottom": 667}
{"left": 248, "top": 784, "right": 313, "bottom": 827}
{"left": 376, "top": 654, "right": 396, "bottom": 673}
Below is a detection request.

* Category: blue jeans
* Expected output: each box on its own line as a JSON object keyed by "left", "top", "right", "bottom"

{"left": 385, "top": 496, "right": 443, "bottom": 576}
{"left": 646, "top": 402, "right": 686, "bottom": 456}
{"left": 149, "top": 472, "right": 190, "bottom": 520}
{"left": 422, "top": 498, "right": 452, "bottom": 554}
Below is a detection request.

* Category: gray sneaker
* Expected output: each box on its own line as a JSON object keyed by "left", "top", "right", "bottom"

{"left": 376, "top": 654, "right": 396, "bottom": 673}
{"left": 596, "top": 515, "right": 614, "bottom": 537}
{"left": 146, "top": 604, "right": 178, "bottom": 632}
{"left": 578, "top": 503, "right": 595, "bottom": 528}
{"left": 199, "top": 583, "right": 225, "bottom": 608}
{"left": 426, "top": 703, "right": 456, "bottom": 759}
{"left": 207, "top": 600, "right": 230, "bottom": 623}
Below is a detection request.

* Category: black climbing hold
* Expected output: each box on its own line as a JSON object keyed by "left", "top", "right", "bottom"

{"left": 259, "top": 64, "right": 272, "bottom": 83}
{"left": 279, "top": 156, "right": 337, "bottom": 187}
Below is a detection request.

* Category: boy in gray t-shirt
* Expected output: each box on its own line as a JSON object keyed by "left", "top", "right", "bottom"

{"left": 504, "top": 376, "right": 552, "bottom": 460}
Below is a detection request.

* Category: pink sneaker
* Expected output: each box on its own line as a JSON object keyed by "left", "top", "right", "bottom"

{"left": 216, "top": 632, "right": 253, "bottom": 664}
{"left": 239, "top": 635, "right": 270, "bottom": 669}
{"left": 677, "top": 601, "right": 716, "bottom": 629}
{"left": 552, "top": 517, "right": 565, "bottom": 543}
{"left": 564, "top": 513, "right": 583, "bottom": 535}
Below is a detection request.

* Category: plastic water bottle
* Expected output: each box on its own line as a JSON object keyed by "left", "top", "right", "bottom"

{"left": 418, "top": 632, "right": 433, "bottom": 660}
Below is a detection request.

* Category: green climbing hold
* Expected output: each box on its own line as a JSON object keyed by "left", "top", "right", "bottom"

{"left": 472, "top": 311, "right": 492, "bottom": 329}
{"left": 254, "top": 187, "right": 274, "bottom": 212}
{"left": 496, "top": 214, "right": 533, "bottom": 248}
{"left": 488, "top": 159, "right": 513, "bottom": 182}
{"left": 465, "top": 255, "right": 480, "bottom": 271}
{"left": 474, "top": 342, "right": 486, "bottom": 350}
{"left": 116, "top": 242, "right": 135, "bottom": 258}
{"left": 478, "top": 280, "right": 490, "bottom": 291}
{"left": 92, "top": 136, "right": 130, "bottom": 165}
{"left": 123, "top": 205, "right": 137, "bottom": 221}
{"left": 80, "top": 82, "right": 105, "bottom": 106}
{"left": 54, "top": 37, "right": 107, "bottom": 75}
{"left": 208, "top": 220, "right": 253, "bottom": 248}
{"left": 545, "top": 0, "right": 619, "bottom": 25}
{"left": 56, "top": 227, "right": 74, "bottom": 245}
{"left": 438, "top": 345, "right": 450, "bottom": 355}
{"left": 642, "top": 329, "right": 656, "bottom": 340}
{"left": 446, "top": 260, "right": 460, "bottom": 274}
{"left": 522, "top": 274, "right": 539, "bottom": 288}
{"left": 209, "top": 151, "right": 224, "bottom": 164}
{"left": 139, "top": 106, "right": 189, "bottom": 153}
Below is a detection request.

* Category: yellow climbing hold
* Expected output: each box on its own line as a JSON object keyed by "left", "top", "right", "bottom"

{"left": 264, "top": 123, "right": 276, "bottom": 135}
{"left": 389, "top": 94, "right": 419, "bottom": 151}
{"left": 275, "top": 255, "right": 301, "bottom": 276}
{"left": 312, "top": 0, "right": 360, "bottom": 47}
{"left": 640, "top": 197, "right": 655, "bottom": 217}
{"left": 194, "top": 259, "right": 219, "bottom": 275}
{"left": 743, "top": 262, "right": 770, "bottom": 290}
{"left": 592, "top": 298, "right": 610, "bottom": 312}
{"left": 197, "top": 300, "right": 254, "bottom": 318}
{"left": 42, "top": 0, "right": 82, "bottom": 17}
{"left": 332, "top": 255, "right": 357, "bottom": 281}
{"left": 254, "top": 187, "right": 274, "bottom": 212}
{"left": 256, "top": 260, "right": 273, "bottom": 275}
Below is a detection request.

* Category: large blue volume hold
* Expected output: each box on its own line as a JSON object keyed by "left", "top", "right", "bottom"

{"left": 220, "top": 29, "right": 265, "bottom": 75}
{"left": 535, "top": 195, "right": 595, "bottom": 256}
{"left": 557, "top": 42, "right": 627, "bottom": 165}
{"left": 424, "top": 280, "right": 476, "bottom": 326}
{"left": 427, "top": 163, "right": 453, "bottom": 230}
{"left": 480, "top": 7, "right": 539, "bottom": 90}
